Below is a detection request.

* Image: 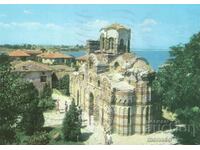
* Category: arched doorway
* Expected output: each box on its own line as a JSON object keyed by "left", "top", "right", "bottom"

{"left": 77, "top": 90, "right": 79, "bottom": 106}
{"left": 127, "top": 40, "right": 130, "bottom": 52}
{"left": 101, "top": 108, "right": 104, "bottom": 126}
{"left": 119, "top": 39, "right": 125, "bottom": 52}
{"left": 89, "top": 92, "right": 94, "bottom": 125}
{"left": 89, "top": 93, "right": 94, "bottom": 115}
{"left": 114, "top": 62, "right": 120, "bottom": 70}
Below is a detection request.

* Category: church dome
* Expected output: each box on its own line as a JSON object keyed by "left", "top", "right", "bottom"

{"left": 101, "top": 23, "right": 130, "bottom": 31}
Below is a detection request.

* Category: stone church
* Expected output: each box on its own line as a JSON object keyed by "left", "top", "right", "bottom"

{"left": 70, "top": 24, "right": 157, "bottom": 136}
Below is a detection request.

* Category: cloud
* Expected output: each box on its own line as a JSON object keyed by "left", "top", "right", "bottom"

{"left": 141, "top": 27, "right": 152, "bottom": 32}
{"left": 23, "top": 10, "right": 33, "bottom": 14}
{"left": 140, "top": 18, "right": 157, "bottom": 27}
{"left": 139, "top": 18, "right": 158, "bottom": 33}
{"left": 74, "top": 19, "right": 110, "bottom": 41}
{"left": 0, "top": 22, "right": 64, "bottom": 31}
{"left": 46, "top": 23, "right": 64, "bottom": 30}
{"left": 85, "top": 19, "right": 110, "bottom": 29}
{"left": 0, "top": 19, "right": 109, "bottom": 45}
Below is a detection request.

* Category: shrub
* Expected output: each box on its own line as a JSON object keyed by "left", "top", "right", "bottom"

{"left": 62, "top": 100, "right": 81, "bottom": 141}
{"left": 27, "top": 131, "right": 50, "bottom": 145}
{"left": 57, "top": 75, "right": 70, "bottom": 96}
{"left": 39, "top": 84, "right": 55, "bottom": 111}
{"left": 0, "top": 126, "right": 16, "bottom": 145}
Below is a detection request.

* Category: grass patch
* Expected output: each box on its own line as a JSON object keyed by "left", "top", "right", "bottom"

{"left": 15, "top": 125, "right": 84, "bottom": 145}
{"left": 162, "top": 108, "right": 177, "bottom": 121}
{"left": 53, "top": 89, "right": 62, "bottom": 95}
{"left": 48, "top": 125, "right": 84, "bottom": 145}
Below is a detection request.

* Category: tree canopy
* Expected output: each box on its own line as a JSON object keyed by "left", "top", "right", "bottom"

{"left": 0, "top": 54, "right": 44, "bottom": 144}
{"left": 57, "top": 75, "right": 70, "bottom": 96}
{"left": 152, "top": 32, "right": 200, "bottom": 144}
{"left": 62, "top": 100, "right": 81, "bottom": 141}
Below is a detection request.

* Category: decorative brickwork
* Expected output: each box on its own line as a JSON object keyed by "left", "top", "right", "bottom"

{"left": 70, "top": 24, "right": 158, "bottom": 136}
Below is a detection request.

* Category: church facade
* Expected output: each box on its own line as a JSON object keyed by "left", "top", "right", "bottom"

{"left": 70, "top": 24, "right": 156, "bottom": 136}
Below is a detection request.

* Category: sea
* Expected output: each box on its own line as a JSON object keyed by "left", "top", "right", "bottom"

{"left": 60, "top": 50, "right": 170, "bottom": 71}
{"left": 0, "top": 49, "right": 170, "bottom": 70}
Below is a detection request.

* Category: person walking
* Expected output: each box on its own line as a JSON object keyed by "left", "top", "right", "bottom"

{"left": 104, "top": 130, "right": 108, "bottom": 144}
{"left": 107, "top": 132, "right": 113, "bottom": 145}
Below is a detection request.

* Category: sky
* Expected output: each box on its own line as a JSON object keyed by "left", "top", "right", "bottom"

{"left": 0, "top": 4, "right": 200, "bottom": 50}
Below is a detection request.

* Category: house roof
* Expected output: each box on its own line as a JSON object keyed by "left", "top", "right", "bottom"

{"left": 8, "top": 50, "right": 30, "bottom": 57}
{"left": 101, "top": 23, "right": 130, "bottom": 31}
{"left": 25, "top": 50, "right": 42, "bottom": 55}
{"left": 12, "top": 60, "right": 52, "bottom": 72}
{"left": 76, "top": 55, "right": 88, "bottom": 61}
{"left": 37, "top": 52, "right": 73, "bottom": 59}
{"left": 50, "top": 65, "right": 74, "bottom": 72}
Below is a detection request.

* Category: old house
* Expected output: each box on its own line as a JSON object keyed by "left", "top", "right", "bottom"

{"left": 76, "top": 55, "right": 88, "bottom": 67}
{"left": 8, "top": 50, "right": 31, "bottom": 61}
{"left": 70, "top": 24, "right": 158, "bottom": 136}
{"left": 12, "top": 60, "right": 53, "bottom": 93}
{"left": 25, "top": 50, "right": 43, "bottom": 60}
{"left": 86, "top": 40, "right": 100, "bottom": 53}
{"left": 37, "top": 52, "right": 74, "bottom": 65}
{"left": 50, "top": 65, "right": 74, "bottom": 88}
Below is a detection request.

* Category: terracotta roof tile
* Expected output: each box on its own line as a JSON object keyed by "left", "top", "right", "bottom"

{"left": 25, "top": 50, "right": 42, "bottom": 55}
{"left": 76, "top": 55, "right": 88, "bottom": 61}
{"left": 12, "top": 60, "right": 52, "bottom": 72}
{"left": 8, "top": 50, "right": 30, "bottom": 57}
{"left": 37, "top": 52, "right": 73, "bottom": 59}
{"left": 101, "top": 23, "right": 130, "bottom": 31}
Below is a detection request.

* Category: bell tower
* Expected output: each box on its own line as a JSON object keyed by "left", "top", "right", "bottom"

{"left": 100, "top": 23, "right": 131, "bottom": 55}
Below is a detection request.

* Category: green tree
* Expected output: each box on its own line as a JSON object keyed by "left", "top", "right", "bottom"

{"left": 62, "top": 100, "right": 81, "bottom": 141}
{"left": 152, "top": 32, "right": 200, "bottom": 144}
{"left": 19, "top": 84, "right": 44, "bottom": 135}
{"left": 27, "top": 131, "right": 50, "bottom": 145}
{"left": 58, "top": 75, "right": 70, "bottom": 96}
{"left": 0, "top": 54, "right": 45, "bottom": 143}
{"left": 0, "top": 54, "right": 23, "bottom": 144}
{"left": 39, "top": 84, "right": 55, "bottom": 111}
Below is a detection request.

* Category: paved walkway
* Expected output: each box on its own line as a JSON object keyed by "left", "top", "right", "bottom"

{"left": 44, "top": 89, "right": 177, "bottom": 145}
{"left": 44, "top": 89, "right": 71, "bottom": 127}
{"left": 111, "top": 130, "right": 177, "bottom": 145}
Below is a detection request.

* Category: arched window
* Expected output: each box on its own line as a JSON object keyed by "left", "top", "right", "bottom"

{"left": 119, "top": 39, "right": 124, "bottom": 51}
{"left": 100, "top": 35, "right": 105, "bottom": 49}
{"left": 108, "top": 37, "right": 114, "bottom": 50}
{"left": 89, "top": 93, "right": 94, "bottom": 116}
{"left": 98, "top": 80, "right": 100, "bottom": 87}
{"left": 146, "top": 106, "right": 149, "bottom": 123}
{"left": 128, "top": 40, "right": 130, "bottom": 52}
{"left": 89, "top": 59, "right": 93, "bottom": 69}
{"left": 89, "top": 77, "right": 92, "bottom": 83}
{"left": 114, "top": 62, "right": 120, "bottom": 70}
{"left": 128, "top": 107, "right": 130, "bottom": 124}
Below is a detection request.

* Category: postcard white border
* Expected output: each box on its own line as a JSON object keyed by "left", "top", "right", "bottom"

{"left": 0, "top": 0, "right": 199, "bottom": 4}
{"left": 0, "top": 0, "right": 200, "bottom": 150}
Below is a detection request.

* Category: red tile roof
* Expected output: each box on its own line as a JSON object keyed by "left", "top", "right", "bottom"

{"left": 8, "top": 50, "right": 30, "bottom": 57}
{"left": 76, "top": 55, "right": 88, "bottom": 61}
{"left": 37, "top": 52, "right": 73, "bottom": 59}
{"left": 12, "top": 60, "right": 52, "bottom": 72}
{"left": 25, "top": 50, "right": 42, "bottom": 55}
